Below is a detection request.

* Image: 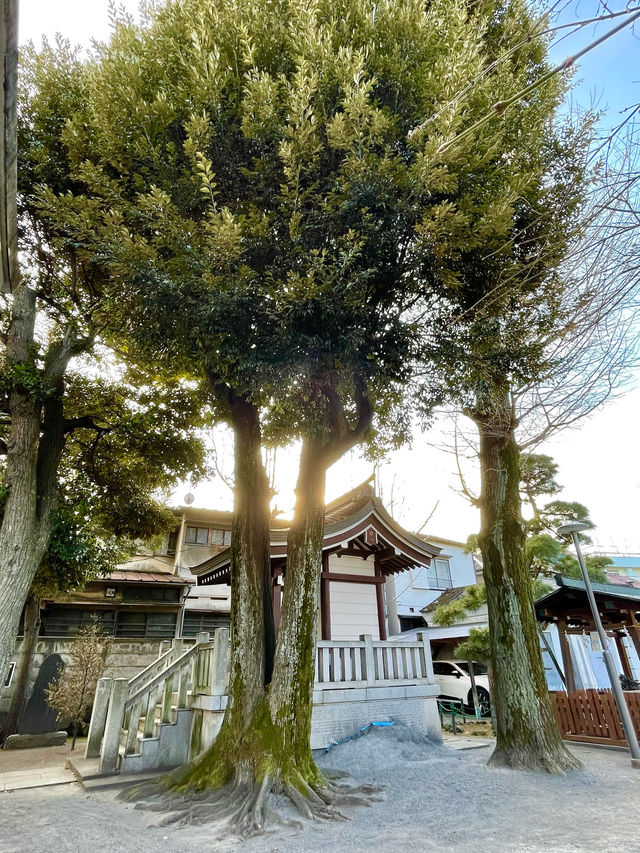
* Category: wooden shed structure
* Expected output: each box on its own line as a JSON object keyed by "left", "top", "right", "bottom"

{"left": 535, "top": 575, "right": 640, "bottom": 691}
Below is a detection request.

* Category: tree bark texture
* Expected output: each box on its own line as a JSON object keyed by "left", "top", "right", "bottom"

{"left": 268, "top": 439, "right": 327, "bottom": 783}
{"left": 0, "top": 595, "right": 40, "bottom": 743}
{"left": 474, "top": 397, "right": 580, "bottom": 773}
{"left": 0, "top": 285, "right": 78, "bottom": 706}
{"left": 0, "top": 285, "right": 44, "bottom": 686}
{"left": 176, "top": 397, "right": 276, "bottom": 789}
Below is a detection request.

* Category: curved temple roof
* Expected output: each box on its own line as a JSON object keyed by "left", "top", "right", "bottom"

{"left": 193, "top": 483, "right": 441, "bottom": 586}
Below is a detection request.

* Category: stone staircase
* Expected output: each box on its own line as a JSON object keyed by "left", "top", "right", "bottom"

{"left": 82, "top": 629, "right": 441, "bottom": 782}
{"left": 85, "top": 630, "right": 229, "bottom": 776}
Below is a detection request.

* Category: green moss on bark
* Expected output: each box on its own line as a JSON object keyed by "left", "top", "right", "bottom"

{"left": 475, "top": 400, "right": 580, "bottom": 773}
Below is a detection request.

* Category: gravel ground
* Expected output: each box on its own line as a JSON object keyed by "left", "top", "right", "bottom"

{"left": 1, "top": 728, "right": 639, "bottom": 853}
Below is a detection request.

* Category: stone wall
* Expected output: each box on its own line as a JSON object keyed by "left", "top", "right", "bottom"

{"left": 310, "top": 684, "right": 442, "bottom": 749}
{"left": 0, "top": 637, "right": 167, "bottom": 720}
{"left": 182, "top": 685, "right": 442, "bottom": 762}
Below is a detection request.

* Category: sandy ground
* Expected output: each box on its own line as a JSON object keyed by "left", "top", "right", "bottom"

{"left": 1, "top": 728, "right": 639, "bottom": 853}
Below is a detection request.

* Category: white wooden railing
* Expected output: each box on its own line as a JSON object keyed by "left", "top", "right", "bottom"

{"left": 88, "top": 630, "right": 434, "bottom": 774}
{"left": 315, "top": 633, "right": 434, "bottom": 688}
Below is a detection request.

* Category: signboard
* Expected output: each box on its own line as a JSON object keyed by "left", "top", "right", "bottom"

{"left": 4, "top": 661, "right": 15, "bottom": 688}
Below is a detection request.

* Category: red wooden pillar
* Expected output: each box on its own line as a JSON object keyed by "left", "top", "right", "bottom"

{"left": 557, "top": 618, "right": 576, "bottom": 692}
{"left": 320, "top": 552, "right": 331, "bottom": 640}
{"left": 614, "top": 631, "right": 633, "bottom": 679}
{"left": 374, "top": 559, "right": 387, "bottom": 641}
{"left": 272, "top": 568, "right": 282, "bottom": 633}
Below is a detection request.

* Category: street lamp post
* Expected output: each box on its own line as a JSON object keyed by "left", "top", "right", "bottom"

{"left": 557, "top": 521, "right": 640, "bottom": 768}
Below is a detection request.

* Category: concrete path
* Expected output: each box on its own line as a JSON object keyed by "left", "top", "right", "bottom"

{"left": 441, "top": 733, "right": 495, "bottom": 750}
{"left": 0, "top": 741, "right": 78, "bottom": 791}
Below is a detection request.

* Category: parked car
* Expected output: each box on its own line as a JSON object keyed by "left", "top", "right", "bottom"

{"left": 432, "top": 660, "right": 491, "bottom": 715}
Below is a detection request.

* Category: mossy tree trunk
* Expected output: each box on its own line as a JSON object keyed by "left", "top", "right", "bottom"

{"left": 473, "top": 389, "right": 580, "bottom": 773}
{"left": 268, "top": 439, "right": 328, "bottom": 789}
{"left": 177, "top": 393, "right": 276, "bottom": 791}
{"left": 260, "top": 377, "right": 374, "bottom": 797}
{"left": 0, "top": 286, "right": 75, "bottom": 686}
{"left": 131, "top": 384, "right": 377, "bottom": 832}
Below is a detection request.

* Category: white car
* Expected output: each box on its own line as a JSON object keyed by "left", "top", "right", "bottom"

{"left": 432, "top": 660, "right": 491, "bottom": 715}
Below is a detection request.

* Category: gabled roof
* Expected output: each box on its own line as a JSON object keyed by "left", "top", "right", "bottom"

{"left": 107, "top": 555, "right": 192, "bottom": 585}
{"left": 536, "top": 574, "right": 640, "bottom": 605}
{"left": 193, "top": 484, "right": 441, "bottom": 586}
{"left": 534, "top": 574, "right": 640, "bottom": 631}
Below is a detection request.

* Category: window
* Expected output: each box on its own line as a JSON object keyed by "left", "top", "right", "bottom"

{"left": 185, "top": 526, "right": 207, "bottom": 545}
{"left": 115, "top": 611, "right": 177, "bottom": 638}
{"left": 210, "top": 528, "right": 231, "bottom": 546}
{"left": 122, "top": 585, "right": 181, "bottom": 603}
{"left": 427, "top": 558, "right": 452, "bottom": 590}
{"left": 456, "top": 662, "right": 488, "bottom": 676}
{"left": 40, "top": 607, "right": 116, "bottom": 637}
{"left": 182, "top": 611, "right": 230, "bottom": 637}
{"left": 433, "top": 661, "right": 459, "bottom": 676}
{"left": 185, "top": 526, "right": 231, "bottom": 546}
{"left": 4, "top": 662, "right": 16, "bottom": 688}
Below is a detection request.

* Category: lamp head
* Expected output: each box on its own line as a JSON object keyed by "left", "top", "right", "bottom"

{"left": 556, "top": 521, "right": 590, "bottom": 537}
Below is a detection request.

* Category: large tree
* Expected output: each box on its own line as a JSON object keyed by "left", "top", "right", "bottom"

{"left": 422, "top": 75, "right": 637, "bottom": 768}
{"left": 22, "top": 0, "right": 599, "bottom": 828}
{"left": 0, "top": 363, "right": 210, "bottom": 741}
{"left": 0, "top": 35, "right": 209, "bottom": 690}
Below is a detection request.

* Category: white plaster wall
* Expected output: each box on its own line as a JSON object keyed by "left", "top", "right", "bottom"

{"left": 393, "top": 540, "right": 477, "bottom": 619}
{"left": 327, "top": 554, "right": 379, "bottom": 640}
{"left": 329, "top": 556, "right": 380, "bottom": 640}
{"left": 330, "top": 583, "right": 380, "bottom": 640}
{"left": 329, "top": 554, "right": 375, "bottom": 576}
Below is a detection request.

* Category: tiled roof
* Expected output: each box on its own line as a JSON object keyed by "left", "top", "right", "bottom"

{"left": 99, "top": 570, "right": 191, "bottom": 585}
{"left": 604, "top": 572, "right": 640, "bottom": 589}
{"left": 421, "top": 586, "right": 470, "bottom": 614}
{"left": 323, "top": 478, "right": 376, "bottom": 524}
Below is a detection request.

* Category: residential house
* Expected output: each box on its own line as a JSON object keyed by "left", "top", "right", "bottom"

{"left": 384, "top": 536, "right": 478, "bottom": 635}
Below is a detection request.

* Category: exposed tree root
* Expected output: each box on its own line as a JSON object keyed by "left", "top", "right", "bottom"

{"left": 488, "top": 745, "right": 582, "bottom": 774}
{"left": 119, "top": 765, "right": 382, "bottom": 839}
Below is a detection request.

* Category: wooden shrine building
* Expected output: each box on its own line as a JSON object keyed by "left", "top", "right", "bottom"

{"left": 192, "top": 482, "right": 441, "bottom": 641}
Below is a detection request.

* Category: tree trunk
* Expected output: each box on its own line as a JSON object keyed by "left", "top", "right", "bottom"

{"left": 0, "top": 284, "right": 43, "bottom": 685}
{"left": 123, "top": 395, "right": 377, "bottom": 831}
{"left": 475, "top": 398, "right": 580, "bottom": 772}
{"left": 268, "top": 439, "right": 327, "bottom": 785}
{"left": 176, "top": 396, "right": 276, "bottom": 790}
{"left": 0, "top": 594, "right": 40, "bottom": 743}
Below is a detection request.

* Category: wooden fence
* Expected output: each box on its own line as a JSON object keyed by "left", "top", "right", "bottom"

{"left": 315, "top": 634, "right": 434, "bottom": 689}
{"left": 550, "top": 689, "right": 640, "bottom": 746}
